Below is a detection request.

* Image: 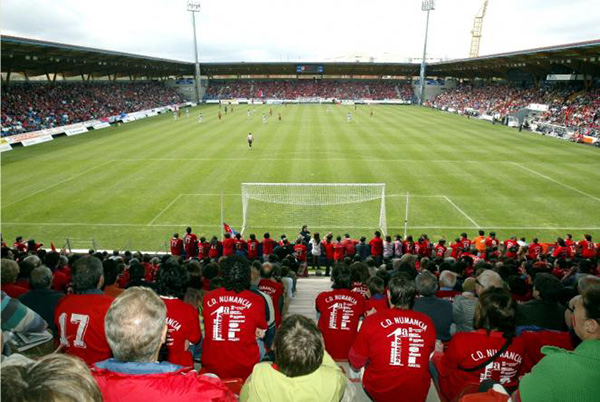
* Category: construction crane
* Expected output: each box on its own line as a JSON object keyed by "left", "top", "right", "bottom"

{"left": 469, "top": 0, "right": 489, "bottom": 58}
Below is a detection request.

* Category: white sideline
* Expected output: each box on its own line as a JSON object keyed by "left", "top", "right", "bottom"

{"left": 442, "top": 196, "right": 480, "bottom": 228}
{"left": 2, "top": 160, "right": 113, "bottom": 209}
{"left": 3, "top": 222, "right": 600, "bottom": 231}
{"left": 147, "top": 194, "right": 183, "bottom": 225}
{"left": 511, "top": 162, "right": 600, "bottom": 203}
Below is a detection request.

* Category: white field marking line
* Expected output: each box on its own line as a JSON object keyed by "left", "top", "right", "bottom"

{"left": 147, "top": 194, "right": 183, "bottom": 226}
{"left": 511, "top": 162, "right": 600, "bottom": 203}
{"left": 3, "top": 222, "right": 600, "bottom": 230}
{"left": 442, "top": 196, "right": 480, "bottom": 228}
{"left": 109, "top": 158, "right": 517, "bottom": 164}
{"left": 2, "top": 160, "right": 113, "bottom": 209}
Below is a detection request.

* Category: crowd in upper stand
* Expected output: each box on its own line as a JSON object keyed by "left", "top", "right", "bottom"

{"left": 426, "top": 84, "right": 600, "bottom": 137}
{"left": 203, "top": 80, "right": 414, "bottom": 101}
{"left": 1, "top": 82, "right": 186, "bottom": 136}
{"left": 1, "top": 227, "right": 599, "bottom": 401}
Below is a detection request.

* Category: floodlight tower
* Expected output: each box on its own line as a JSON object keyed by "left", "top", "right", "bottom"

{"left": 187, "top": 0, "right": 202, "bottom": 104}
{"left": 418, "top": 0, "right": 435, "bottom": 105}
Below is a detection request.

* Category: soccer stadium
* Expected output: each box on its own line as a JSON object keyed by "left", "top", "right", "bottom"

{"left": 1, "top": 0, "right": 599, "bottom": 401}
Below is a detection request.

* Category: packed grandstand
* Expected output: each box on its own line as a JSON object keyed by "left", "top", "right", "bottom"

{"left": 1, "top": 27, "right": 600, "bottom": 402}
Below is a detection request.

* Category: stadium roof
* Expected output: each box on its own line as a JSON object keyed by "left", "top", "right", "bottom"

{"left": 2, "top": 35, "right": 599, "bottom": 80}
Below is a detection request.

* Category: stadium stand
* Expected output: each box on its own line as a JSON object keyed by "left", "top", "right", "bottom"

{"left": 1, "top": 230, "right": 598, "bottom": 401}
{"left": 1, "top": 82, "right": 186, "bottom": 136}
{"left": 203, "top": 80, "right": 413, "bottom": 101}
{"left": 425, "top": 85, "right": 600, "bottom": 138}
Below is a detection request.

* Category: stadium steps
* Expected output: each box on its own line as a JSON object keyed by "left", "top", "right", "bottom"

{"left": 286, "top": 276, "right": 441, "bottom": 402}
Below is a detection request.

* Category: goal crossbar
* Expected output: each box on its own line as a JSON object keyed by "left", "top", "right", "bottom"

{"left": 241, "top": 182, "right": 387, "bottom": 235}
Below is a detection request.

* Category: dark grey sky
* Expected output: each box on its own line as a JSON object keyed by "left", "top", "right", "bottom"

{"left": 2, "top": 0, "right": 599, "bottom": 62}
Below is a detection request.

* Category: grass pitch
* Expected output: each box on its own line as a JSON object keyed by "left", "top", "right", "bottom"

{"left": 2, "top": 104, "right": 599, "bottom": 251}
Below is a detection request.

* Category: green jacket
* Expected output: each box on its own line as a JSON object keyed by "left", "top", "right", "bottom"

{"left": 240, "top": 351, "right": 346, "bottom": 402}
{"left": 519, "top": 340, "right": 600, "bottom": 402}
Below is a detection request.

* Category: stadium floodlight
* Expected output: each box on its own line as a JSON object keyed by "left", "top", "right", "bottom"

{"left": 187, "top": 0, "right": 202, "bottom": 104}
{"left": 240, "top": 183, "right": 387, "bottom": 236}
{"left": 418, "top": 0, "right": 435, "bottom": 105}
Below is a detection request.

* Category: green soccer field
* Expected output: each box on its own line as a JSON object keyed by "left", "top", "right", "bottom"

{"left": 2, "top": 104, "right": 599, "bottom": 251}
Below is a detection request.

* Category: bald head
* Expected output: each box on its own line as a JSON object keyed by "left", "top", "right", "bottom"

{"left": 476, "top": 270, "right": 504, "bottom": 295}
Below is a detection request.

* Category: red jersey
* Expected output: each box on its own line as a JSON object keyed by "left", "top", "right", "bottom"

{"left": 261, "top": 238, "right": 276, "bottom": 255}
{"left": 161, "top": 297, "right": 201, "bottom": 368}
{"left": 565, "top": 239, "right": 577, "bottom": 255}
{"left": 351, "top": 282, "right": 369, "bottom": 299}
{"left": 350, "top": 309, "right": 436, "bottom": 402}
{"left": 51, "top": 269, "right": 70, "bottom": 292}
{"left": 461, "top": 238, "right": 472, "bottom": 250}
{"left": 414, "top": 241, "right": 427, "bottom": 257}
{"left": 552, "top": 246, "right": 573, "bottom": 260}
{"left": 527, "top": 243, "right": 543, "bottom": 260}
{"left": 333, "top": 242, "right": 345, "bottom": 261}
{"left": 234, "top": 238, "right": 247, "bottom": 253}
{"left": 198, "top": 241, "right": 210, "bottom": 259}
{"left": 13, "top": 241, "right": 27, "bottom": 252}
{"left": 1, "top": 283, "right": 29, "bottom": 299}
{"left": 293, "top": 243, "right": 307, "bottom": 262}
{"left": 208, "top": 242, "right": 220, "bottom": 259}
{"left": 343, "top": 238, "right": 357, "bottom": 256}
{"left": 369, "top": 237, "right": 384, "bottom": 256}
{"left": 183, "top": 233, "right": 198, "bottom": 258}
{"left": 247, "top": 239, "right": 260, "bottom": 259}
{"left": 92, "top": 366, "right": 236, "bottom": 402}
{"left": 403, "top": 240, "right": 415, "bottom": 255}
{"left": 258, "top": 279, "right": 284, "bottom": 327}
{"left": 485, "top": 236, "right": 500, "bottom": 249}
{"left": 323, "top": 241, "right": 335, "bottom": 260}
{"left": 450, "top": 242, "right": 463, "bottom": 259}
{"left": 578, "top": 240, "right": 596, "bottom": 259}
{"left": 364, "top": 295, "right": 389, "bottom": 314}
{"left": 435, "top": 289, "right": 461, "bottom": 301}
{"left": 435, "top": 330, "right": 525, "bottom": 402}
{"left": 434, "top": 244, "right": 447, "bottom": 258}
{"left": 503, "top": 239, "right": 519, "bottom": 258}
{"left": 201, "top": 288, "right": 267, "bottom": 380}
{"left": 222, "top": 238, "right": 236, "bottom": 257}
{"left": 55, "top": 293, "right": 114, "bottom": 365}
{"left": 170, "top": 238, "right": 183, "bottom": 256}
{"left": 316, "top": 289, "right": 365, "bottom": 360}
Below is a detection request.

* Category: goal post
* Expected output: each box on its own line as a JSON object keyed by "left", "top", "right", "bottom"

{"left": 241, "top": 183, "right": 387, "bottom": 235}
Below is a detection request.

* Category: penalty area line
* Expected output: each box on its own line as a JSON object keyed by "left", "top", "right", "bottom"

{"left": 147, "top": 194, "right": 183, "bottom": 226}
{"left": 442, "top": 196, "right": 480, "bottom": 228}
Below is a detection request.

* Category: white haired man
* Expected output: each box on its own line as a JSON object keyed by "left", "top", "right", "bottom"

{"left": 453, "top": 270, "right": 504, "bottom": 332}
{"left": 92, "top": 287, "right": 235, "bottom": 401}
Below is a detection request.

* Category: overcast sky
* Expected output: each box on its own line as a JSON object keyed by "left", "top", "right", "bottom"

{"left": 2, "top": 0, "right": 599, "bottom": 63}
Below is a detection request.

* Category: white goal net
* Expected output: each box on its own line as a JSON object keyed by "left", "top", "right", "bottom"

{"left": 241, "top": 183, "right": 387, "bottom": 235}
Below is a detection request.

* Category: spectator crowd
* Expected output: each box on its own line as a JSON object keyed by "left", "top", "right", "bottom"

{"left": 1, "top": 82, "right": 186, "bottom": 136}
{"left": 204, "top": 80, "right": 414, "bottom": 102}
{"left": 426, "top": 84, "right": 600, "bottom": 138}
{"left": 1, "top": 226, "right": 599, "bottom": 402}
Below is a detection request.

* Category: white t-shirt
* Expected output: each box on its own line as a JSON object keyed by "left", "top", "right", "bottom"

{"left": 247, "top": 134, "right": 253, "bottom": 142}
{"left": 310, "top": 238, "right": 322, "bottom": 256}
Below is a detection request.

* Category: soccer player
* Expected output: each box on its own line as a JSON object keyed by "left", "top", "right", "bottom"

{"left": 262, "top": 113, "right": 267, "bottom": 124}
{"left": 170, "top": 233, "right": 183, "bottom": 256}
{"left": 316, "top": 265, "right": 366, "bottom": 360}
{"left": 54, "top": 256, "right": 114, "bottom": 365}
{"left": 185, "top": 107, "right": 189, "bottom": 118}
{"left": 347, "top": 112, "right": 352, "bottom": 123}
{"left": 198, "top": 112, "right": 203, "bottom": 123}
{"left": 278, "top": 112, "right": 282, "bottom": 121}
{"left": 350, "top": 276, "right": 436, "bottom": 402}
{"left": 173, "top": 110, "right": 178, "bottom": 120}
{"left": 247, "top": 132, "right": 254, "bottom": 149}
{"left": 247, "top": 108, "right": 251, "bottom": 117}
{"left": 202, "top": 256, "right": 267, "bottom": 380}
{"left": 183, "top": 227, "right": 198, "bottom": 259}
{"left": 218, "top": 111, "right": 222, "bottom": 120}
